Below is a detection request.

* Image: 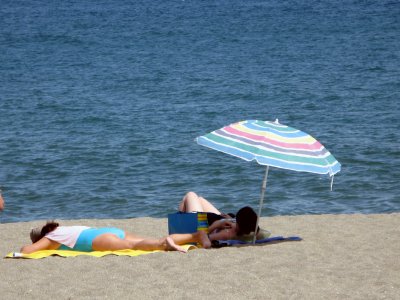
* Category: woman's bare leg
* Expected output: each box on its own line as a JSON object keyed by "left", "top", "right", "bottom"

{"left": 198, "top": 196, "right": 221, "bottom": 214}
{"left": 92, "top": 230, "right": 211, "bottom": 252}
{"left": 131, "top": 236, "right": 188, "bottom": 252}
{"left": 126, "top": 231, "right": 211, "bottom": 250}
{"left": 179, "top": 191, "right": 203, "bottom": 211}
{"left": 93, "top": 233, "right": 187, "bottom": 253}
{"left": 179, "top": 191, "right": 221, "bottom": 214}
{"left": 92, "top": 234, "right": 134, "bottom": 251}
{"left": 126, "top": 232, "right": 191, "bottom": 252}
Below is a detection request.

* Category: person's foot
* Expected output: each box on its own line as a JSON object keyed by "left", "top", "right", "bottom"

{"left": 165, "top": 236, "right": 187, "bottom": 253}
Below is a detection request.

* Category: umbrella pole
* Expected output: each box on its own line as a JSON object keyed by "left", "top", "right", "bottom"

{"left": 252, "top": 165, "right": 269, "bottom": 244}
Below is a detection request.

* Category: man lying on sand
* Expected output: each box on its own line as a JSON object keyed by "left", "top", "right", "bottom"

{"left": 179, "top": 191, "right": 266, "bottom": 241}
{"left": 21, "top": 220, "right": 211, "bottom": 254}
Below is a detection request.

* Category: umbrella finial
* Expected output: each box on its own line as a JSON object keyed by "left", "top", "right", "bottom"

{"left": 274, "top": 118, "right": 279, "bottom": 124}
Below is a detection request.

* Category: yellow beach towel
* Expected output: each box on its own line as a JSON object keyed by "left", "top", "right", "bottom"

{"left": 5, "top": 244, "right": 196, "bottom": 259}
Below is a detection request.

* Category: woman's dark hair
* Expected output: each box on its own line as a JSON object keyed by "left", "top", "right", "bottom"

{"left": 30, "top": 220, "right": 59, "bottom": 243}
{"left": 41, "top": 221, "right": 59, "bottom": 236}
{"left": 235, "top": 206, "right": 258, "bottom": 236}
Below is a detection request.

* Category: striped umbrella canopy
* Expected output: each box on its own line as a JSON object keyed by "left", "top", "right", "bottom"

{"left": 196, "top": 119, "right": 341, "bottom": 242}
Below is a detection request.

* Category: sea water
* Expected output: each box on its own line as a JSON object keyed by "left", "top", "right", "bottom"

{"left": 1, "top": 0, "right": 399, "bottom": 223}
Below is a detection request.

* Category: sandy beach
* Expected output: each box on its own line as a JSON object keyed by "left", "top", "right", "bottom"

{"left": 1, "top": 213, "right": 399, "bottom": 299}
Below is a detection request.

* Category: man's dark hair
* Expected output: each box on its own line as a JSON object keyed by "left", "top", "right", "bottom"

{"left": 236, "top": 206, "right": 258, "bottom": 235}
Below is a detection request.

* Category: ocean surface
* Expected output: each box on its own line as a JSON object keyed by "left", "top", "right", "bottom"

{"left": 1, "top": 0, "right": 399, "bottom": 223}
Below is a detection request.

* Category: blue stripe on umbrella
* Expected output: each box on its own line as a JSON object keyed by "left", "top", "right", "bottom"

{"left": 245, "top": 122, "right": 307, "bottom": 138}
{"left": 197, "top": 136, "right": 340, "bottom": 175}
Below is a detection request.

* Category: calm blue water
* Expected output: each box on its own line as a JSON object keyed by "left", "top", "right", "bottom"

{"left": 1, "top": 0, "right": 399, "bottom": 223}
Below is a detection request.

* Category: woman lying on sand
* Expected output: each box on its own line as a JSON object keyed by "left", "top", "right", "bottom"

{"left": 179, "top": 191, "right": 263, "bottom": 241}
{"left": 21, "top": 221, "right": 211, "bottom": 254}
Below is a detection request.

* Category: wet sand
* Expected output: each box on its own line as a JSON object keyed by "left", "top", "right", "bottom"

{"left": 1, "top": 213, "right": 399, "bottom": 299}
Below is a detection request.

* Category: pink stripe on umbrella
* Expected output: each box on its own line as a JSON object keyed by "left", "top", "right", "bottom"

{"left": 224, "top": 126, "right": 323, "bottom": 151}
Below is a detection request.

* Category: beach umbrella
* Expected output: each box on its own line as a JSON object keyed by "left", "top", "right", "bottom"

{"left": 196, "top": 119, "right": 341, "bottom": 243}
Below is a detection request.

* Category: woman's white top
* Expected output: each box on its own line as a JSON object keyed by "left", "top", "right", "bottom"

{"left": 45, "top": 226, "right": 90, "bottom": 248}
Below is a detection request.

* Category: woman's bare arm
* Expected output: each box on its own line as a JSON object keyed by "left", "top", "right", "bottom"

{"left": 20, "top": 237, "right": 60, "bottom": 254}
